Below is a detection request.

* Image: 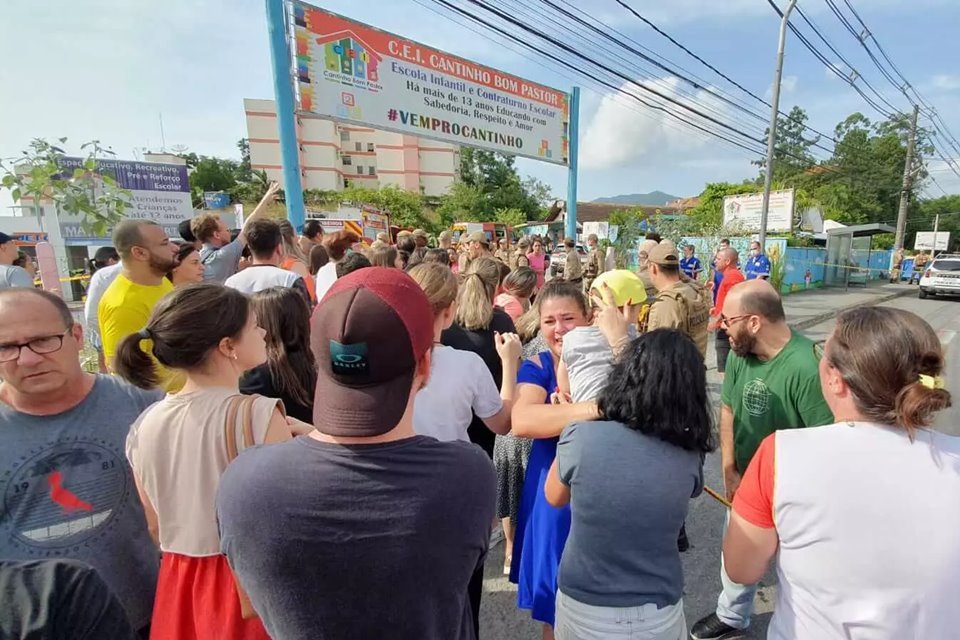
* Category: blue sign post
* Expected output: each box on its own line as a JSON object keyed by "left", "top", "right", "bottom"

{"left": 565, "top": 86, "right": 580, "bottom": 243}
{"left": 266, "top": 0, "right": 306, "bottom": 229}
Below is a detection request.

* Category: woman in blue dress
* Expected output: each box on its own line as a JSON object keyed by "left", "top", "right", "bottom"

{"left": 509, "top": 281, "right": 601, "bottom": 639}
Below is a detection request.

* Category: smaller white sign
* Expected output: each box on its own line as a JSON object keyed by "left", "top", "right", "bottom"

{"left": 914, "top": 231, "right": 951, "bottom": 251}
{"left": 722, "top": 189, "right": 794, "bottom": 233}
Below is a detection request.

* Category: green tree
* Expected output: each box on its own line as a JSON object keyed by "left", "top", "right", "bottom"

{"left": 340, "top": 184, "right": 428, "bottom": 229}
{"left": 188, "top": 156, "right": 240, "bottom": 208}
{"left": 0, "top": 138, "right": 132, "bottom": 237}
{"left": 754, "top": 106, "right": 820, "bottom": 181}
{"left": 608, "top": 208, "right": 644, "bottom": 268}
{"left": 440, "top": 148, "right": 552, "bottom": 222}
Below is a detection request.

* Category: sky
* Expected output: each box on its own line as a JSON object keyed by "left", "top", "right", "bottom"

{"left": 2, "top": 0, "right": 959, "bottom": 216}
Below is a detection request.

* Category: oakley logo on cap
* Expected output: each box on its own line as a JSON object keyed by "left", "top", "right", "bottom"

{"left": 330, "top": 340, "right": 369, "bottom": 375}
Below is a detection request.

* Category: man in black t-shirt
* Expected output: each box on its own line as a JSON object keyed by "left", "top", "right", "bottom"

{"left": 217, "top": 267, "right": 496, "bottom": 640}
{"left": 0, "top": 559, "right": 138, "bottom": 640}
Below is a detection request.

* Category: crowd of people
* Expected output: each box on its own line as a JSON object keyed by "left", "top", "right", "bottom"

{"left": 0, "top": 191, "right": 957, "bottom": 640}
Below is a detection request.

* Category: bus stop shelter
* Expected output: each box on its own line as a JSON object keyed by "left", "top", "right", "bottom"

{"left": 824, "top": 223, "right": 896, "bottom": 287}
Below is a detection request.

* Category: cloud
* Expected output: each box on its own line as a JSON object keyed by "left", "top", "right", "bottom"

{"left": 580, "top": 77, "right": 739, "bottom": 170}
{"left": 931, "top": 74, "right": 960, "bottom": 91}
{"left": 765, "top": 75, "right": 798, "bottom": 99}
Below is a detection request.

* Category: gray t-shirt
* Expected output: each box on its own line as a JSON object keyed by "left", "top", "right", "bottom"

{"left": 217, "top": 435, "right": 496, "bottom": 640}
{"left": 561, "top": 325, "right": 637, "bottom": 402}
{"left": 0, "top": 376, "right": 163, "bottom": 629}
{"left": 199, "top": 239, "right": 243, "bottom": 284}
{"left": 0, "top": 264, "right": 34, "bottom": 289}
{"left": 557, "top": 421, "right": 703, "bottom": 608}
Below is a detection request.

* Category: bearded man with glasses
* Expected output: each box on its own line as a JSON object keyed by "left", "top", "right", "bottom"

{"left": 0, "top": 288, "right": 163, "bottom": 637}
{"left": 690, "top": 279, "right": 835, "bottom": 640}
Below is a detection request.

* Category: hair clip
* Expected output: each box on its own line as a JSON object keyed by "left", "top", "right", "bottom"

{"left": 918, "top": 374, "right": 945, "bottom": 390}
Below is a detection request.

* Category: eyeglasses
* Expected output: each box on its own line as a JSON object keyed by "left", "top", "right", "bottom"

{"left": 719, "top": 313, "right": 752, "bottom": 328}
{"left": 0, "top": 331, "right": 71, "bottom": 363}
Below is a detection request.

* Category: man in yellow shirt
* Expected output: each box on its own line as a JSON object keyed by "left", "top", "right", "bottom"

{"left": 98, "top": 220, "right": 178, "bottom": 389}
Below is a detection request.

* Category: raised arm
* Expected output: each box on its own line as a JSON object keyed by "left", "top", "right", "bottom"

{"left": 237, "top": 182, "right": 282, "bottom": 245}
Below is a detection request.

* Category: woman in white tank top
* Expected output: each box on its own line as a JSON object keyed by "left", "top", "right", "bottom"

{"left": 723, "top": 306, "right": 957, "bottom": 640}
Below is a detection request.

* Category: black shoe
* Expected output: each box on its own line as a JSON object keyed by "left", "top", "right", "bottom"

{"left": 689, "top": 613, "right": 742, "bottom": 640}
{"left": 677, "top": 524, "right": 690, "bottom": 553}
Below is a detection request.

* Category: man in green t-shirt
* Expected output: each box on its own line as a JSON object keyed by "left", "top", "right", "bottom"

{"left": 691, "top": 279, "right": 834, "bottom": 640}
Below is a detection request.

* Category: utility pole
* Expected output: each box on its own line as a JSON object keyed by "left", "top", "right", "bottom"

{"left": 759, "top": 0, "right": 798, "bottom": 249}
{"left": 893, "top": 104, "right": 920, "bottom": 252}
{"left": 931, "top": 213, "right": 939, "bottom": 256}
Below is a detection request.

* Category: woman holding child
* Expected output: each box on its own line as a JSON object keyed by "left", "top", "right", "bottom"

{"left": 509, "top": 272, "right": 645, "bottom": 640}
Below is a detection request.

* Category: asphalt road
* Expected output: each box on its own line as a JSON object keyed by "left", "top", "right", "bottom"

{"left": 479, "top": 293, "right": 960, "bottom": 639}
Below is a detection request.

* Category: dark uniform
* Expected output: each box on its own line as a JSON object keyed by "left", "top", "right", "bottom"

{"left": 646, "top": 279, "right": 712, "bottom": 358}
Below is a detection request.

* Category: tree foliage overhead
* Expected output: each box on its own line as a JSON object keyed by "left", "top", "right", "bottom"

{"left": 437, "top": 148, "right": 552, "bottom": 226}
{"left": 684, "top": 105, "right": 948, "bottom": 248}
{"left": 0, "top": 138, "right": 131, "bottom": 237}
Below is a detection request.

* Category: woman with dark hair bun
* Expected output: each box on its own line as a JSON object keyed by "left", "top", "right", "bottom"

{"left": 117, "top": 283, "right": 307, "bottom": 640}
{"left": 722, "top": 306, "right": 958, "bottom": 640}
{"left": 544, "top": 329, "right": 712, "bottom": 639}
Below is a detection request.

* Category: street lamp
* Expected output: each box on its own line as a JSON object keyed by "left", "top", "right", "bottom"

{"left": 759, "top": 0, "right": 799, "bottom": 248}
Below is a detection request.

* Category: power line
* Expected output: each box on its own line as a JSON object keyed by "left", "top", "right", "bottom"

{"left": 610, "top": 0, "right": 839, "bottom": 146}
{"left": 762, "top": 0, "right": 898, "bottom": 119}
{"left": 424, "top": 0, "right": 770, "bottom": 157}
{"left": 794, "top": 5, "right": 902, "bottom": 115}
{"left": 408, "top": 0, "right": 749, "bottom": 154}
{"left": 508, "top": 0, "right": 793, "bottom": 148}
{"left": 825, "top": 0, "right": 960, "bottom": 170}
{"left": 439, "top": 0, "right": 772, "bottom": 150}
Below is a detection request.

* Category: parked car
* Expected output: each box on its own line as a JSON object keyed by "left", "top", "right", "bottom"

{"left": 918, "top": 253, "right": 960, "bottom": 299}
{"left": 550, "top": 245, "right": 588, "bottom": 277}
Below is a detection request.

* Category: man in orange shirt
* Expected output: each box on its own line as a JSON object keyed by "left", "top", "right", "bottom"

{"left": 707, "top": 247, "right": 745, "bottom": 377}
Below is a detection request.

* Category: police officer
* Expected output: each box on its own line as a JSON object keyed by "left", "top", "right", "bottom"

{"left": 583, "top": 233, "right": 604, "bottom": 293}
{"left": 646, "top": 240, "right": 711, "bottom": 358}
{"left": 562, "top": 237, "right": 582, "bottom": 284}
{"left": 494, "top": 237, "right": 511, "bottom": 265}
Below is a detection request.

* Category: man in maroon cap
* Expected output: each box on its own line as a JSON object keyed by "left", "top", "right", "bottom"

{"left": 216, "top": 267, "right": 496, "bottom": 640}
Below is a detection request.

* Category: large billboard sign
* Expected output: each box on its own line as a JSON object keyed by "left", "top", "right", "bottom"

{"left": 291, "top": 4, "right": 570, "bottom": 165}
{"left": 722, "top": 189, "right": 795, "bottom": 233}
{"left": 57, "top": 158, "right": 193, "bottom": 245}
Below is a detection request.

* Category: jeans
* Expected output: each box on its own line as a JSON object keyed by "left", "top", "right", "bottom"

{"left": 555, "top": 590, "right": 686, "bottom": 640}
{"left": 715, "top": 512, "right": 757, "bottom": 629}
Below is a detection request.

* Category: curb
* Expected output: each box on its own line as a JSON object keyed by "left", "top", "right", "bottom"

{"left": 790, "top": 286, "right": 918, "bottom": 331}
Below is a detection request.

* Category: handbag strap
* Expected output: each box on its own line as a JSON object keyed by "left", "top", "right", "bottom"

{"left": 223, "top": 395, "right": 246, "bottom": 462}
{"left": 239, "top": 394, "right": 257, "bottom": 450}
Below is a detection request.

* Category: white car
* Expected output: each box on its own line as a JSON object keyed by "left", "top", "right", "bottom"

{"left": 918, "top": 254, "right": 960, "bottom": 299}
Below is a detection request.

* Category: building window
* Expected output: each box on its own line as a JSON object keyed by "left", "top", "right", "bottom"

{"left": 343, "top": 178, "right": 351, "bottom": 188}
{"left": 356, "top": 166, "right": 363, "bottom": 174}
{"left": 367, "top": 142, "right": 375, "bottom": 152}
{"left": 355, "top": 142, "right": 362, "bottom": 152}
{"left": 342, "top": 155, "right": 352, "bottom": 166}
{"left": 340, "top": 130, "right": 350, "bottom": 142}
